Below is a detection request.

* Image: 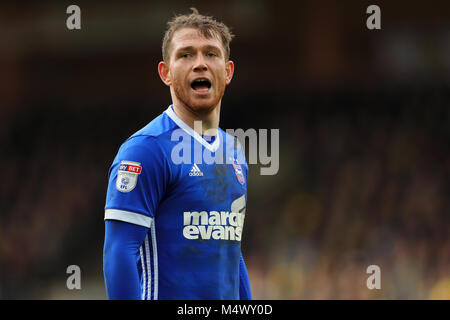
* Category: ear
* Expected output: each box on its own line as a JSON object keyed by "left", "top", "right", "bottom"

{"left": 225, "top": 60, "right": 234, "bottom": 85}
{"left": 158, "top": 61, "right": 172, "bottom": 86}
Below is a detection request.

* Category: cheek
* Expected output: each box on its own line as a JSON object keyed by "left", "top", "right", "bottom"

{"left": 171, "top": 74, "right": 181, "bottom": 87}
{"left": 217, "top": 71, "right": 228, "bottom": 88}
{"left": 171, "top": 69, "right": 187, "bottom": 89}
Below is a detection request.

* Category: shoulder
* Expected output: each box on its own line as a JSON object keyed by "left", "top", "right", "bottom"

{"left": 219, "top": 128, "right": 242, "bottom": 149}
{"left": 220, "top": 128, "right": 247, "bottom": 164}
{"left": 118, "top": 110, "right": 177, "bottom": 156}
{"left": 130, "top": 111, "right": 175, "bottom": 139}
{"left": 112, "top": 132, "right": 171, "bottom": 182}
{"left": 112, "top": 112, "right": 174, "bottom": 165}
{"left": 220, "top": 128, "right": 241, "bottom": 149}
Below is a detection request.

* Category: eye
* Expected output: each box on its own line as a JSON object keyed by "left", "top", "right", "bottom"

{"left": 207, "top": 52, "right": 217, "bottom": 57}
{"left": 181, "top": 53, "right": 191, "bottom": 58}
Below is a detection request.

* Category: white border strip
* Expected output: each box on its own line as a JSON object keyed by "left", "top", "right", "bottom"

{"left": 165, "top": 105, "right": 221, "bottom": 152}
{"left": 139, "top": 246, "right": 146, "bottom": 300}
{"left": 145, "top": 236, "right": 151, "bottom": 300}
{"left": 151, "top": 220, "right": 159, "bottom": 300}
{"left": 105, "top": 209, "right": 153, "bottom": 228}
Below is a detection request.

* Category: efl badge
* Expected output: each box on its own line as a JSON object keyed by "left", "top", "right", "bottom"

{"left": 116, "top": 161, "right": 142, "bottom": 193}
{"left": 232, "top": 164, "right": 245, "bottom": 185}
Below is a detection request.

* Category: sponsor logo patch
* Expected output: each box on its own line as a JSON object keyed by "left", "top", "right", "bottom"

{"left": 116, "top": 161, "right": 142, "bottom": 192}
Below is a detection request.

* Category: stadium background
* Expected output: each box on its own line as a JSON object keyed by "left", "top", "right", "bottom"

{"left": 0, "top": 0, "right": 449, "bottom": 299}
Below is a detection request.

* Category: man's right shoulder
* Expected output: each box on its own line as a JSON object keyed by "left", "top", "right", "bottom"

{"left": 118, "top": 111, "right": 176, "bottom": 155}
{"left": 130, "top": 111, "right": 175, "bottom": 139}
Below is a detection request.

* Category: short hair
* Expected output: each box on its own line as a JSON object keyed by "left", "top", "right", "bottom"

{"left": 162, "top": 8, "right": 234, "bottom": 63}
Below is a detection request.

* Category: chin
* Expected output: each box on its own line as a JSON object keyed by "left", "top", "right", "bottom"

{"left": 187, "top": 98, "right": 220, "bottom": 113}
{"left": 173, "top": 86, "right": 224, "bottom": 114}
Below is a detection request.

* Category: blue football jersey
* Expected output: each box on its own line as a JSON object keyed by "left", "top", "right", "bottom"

{"left": 104, "top": 105, "right": 248, "bottom": 300}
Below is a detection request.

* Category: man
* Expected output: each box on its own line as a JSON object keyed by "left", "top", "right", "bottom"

{"left": 103, "top": 8, "right": 252, "bottom": 300}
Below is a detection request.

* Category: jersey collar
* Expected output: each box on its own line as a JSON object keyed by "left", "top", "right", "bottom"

{"left": 165, "top": 105, "right": 221, "bottom": 152}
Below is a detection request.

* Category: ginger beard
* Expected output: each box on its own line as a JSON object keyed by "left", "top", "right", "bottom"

{"left": 164, "top": 28, "right": 233, "bottom": 115}
{"left": 170, "top": 70, "right": 226, "bottom": 115}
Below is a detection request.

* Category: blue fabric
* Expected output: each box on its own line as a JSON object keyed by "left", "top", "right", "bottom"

{"left": 105, "top": 134, "right": 169, "bottom": 220}
{"left": 104, "top": 106, "right": 249, "bottom": 299}
{"left": 104, "top": 220, "right": 252, "bottom": 300}
{"left": 239, "top": 253, "right": 252, "bottom": 300}
{"left": 103, "top": 220, "right": 148, "bottom": 300}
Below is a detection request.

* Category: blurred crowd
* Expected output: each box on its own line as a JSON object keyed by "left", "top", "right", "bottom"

{"left": 0, "top": 0, "right": 449, "bottom": 300}
{"left": 243, "top": 89, "right": 450, "bottom": 299}
{"left": 0, "top": 87, "right": 448, "bottom": 299}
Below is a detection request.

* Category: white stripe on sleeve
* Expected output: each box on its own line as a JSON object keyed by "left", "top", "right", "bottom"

{"left": 105, "top": 209, "right": 153, "bottom": 228}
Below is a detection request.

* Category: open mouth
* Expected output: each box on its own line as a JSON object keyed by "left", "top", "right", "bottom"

{"left": 190, "top": 78, "right": 211, "bottom": 93}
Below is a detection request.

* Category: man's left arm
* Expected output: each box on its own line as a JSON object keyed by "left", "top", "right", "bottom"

{"left": 239, "top": 252, "right": 252, "bottom": 300}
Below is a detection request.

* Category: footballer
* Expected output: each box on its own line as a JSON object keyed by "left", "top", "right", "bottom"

{"left": 102, "top": 8, "right": 252, "bottom": 300}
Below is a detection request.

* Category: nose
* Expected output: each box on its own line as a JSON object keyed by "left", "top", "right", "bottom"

{"left": 193, "top": 54, "right": 208, "bottom": 72}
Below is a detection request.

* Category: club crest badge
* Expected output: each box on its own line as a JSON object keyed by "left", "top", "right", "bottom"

{"left": 116, "top": 161, "right": 142, "bottom": 193}
{"left": 232, "top": 164, "right": 245, "bottom": 185}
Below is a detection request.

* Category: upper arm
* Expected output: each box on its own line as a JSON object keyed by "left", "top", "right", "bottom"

{"left": 104, "top": 136, "right": 169, "bottom": 228}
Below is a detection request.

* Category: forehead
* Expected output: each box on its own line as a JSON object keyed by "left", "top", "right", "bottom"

{"left": 170, "top": 27, "right": 224, "bottom": 52}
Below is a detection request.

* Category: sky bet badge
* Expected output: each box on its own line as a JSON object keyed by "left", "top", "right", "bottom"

{"left": 116, "top": 161, "right": 142, "bottom": 192}
{"left": 232, "top": 164, "right": 245, "bottom": 185}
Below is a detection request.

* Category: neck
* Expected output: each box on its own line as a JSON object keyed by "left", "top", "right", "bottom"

{"left": 171, "top": 99, "right": 221, "bottom": 135}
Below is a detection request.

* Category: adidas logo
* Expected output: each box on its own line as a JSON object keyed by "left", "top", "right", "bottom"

{"left": 189, "top": 164, "right": 204, "bottom": 176}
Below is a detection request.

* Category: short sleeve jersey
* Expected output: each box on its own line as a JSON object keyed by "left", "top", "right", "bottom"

{"left": 104, "top": 105, "right": 248, "bottom": 300}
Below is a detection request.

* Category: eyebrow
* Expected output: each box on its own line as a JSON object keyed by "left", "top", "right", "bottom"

{"left": 175, "top": 45, "right": 222, "bottom": 53}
